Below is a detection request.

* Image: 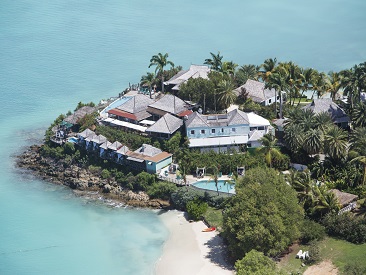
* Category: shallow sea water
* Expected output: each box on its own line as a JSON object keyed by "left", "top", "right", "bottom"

{"left": 0, "top": 1, "right": 365, "bottom": 274}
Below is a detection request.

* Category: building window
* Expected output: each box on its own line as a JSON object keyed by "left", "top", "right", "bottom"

{"left": 221, "top": 128, "right": 224, "bottom": 133}
{"left": 258, "top": 126, "right": 265, "bottom": 130}
{"left": 190, "top": 130, "right": 195, "bottom": 135}
{"left": 211, "top": 129, "right": 215, "bottom": 134}
{"left": 201, "top": 129, "right": 206, "bottom": 134}
{"left": 268, "top": 99, "right": 272, "bottom": 103}
{"left": 277, "top": 96, "right": 280, "bottom": 100}
{"left": 232, "top": 128, "right": 236, "bottom": 132}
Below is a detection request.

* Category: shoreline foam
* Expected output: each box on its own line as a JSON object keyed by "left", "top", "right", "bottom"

{"left": 155, "top": 210, "right": 234, "bottom": 275}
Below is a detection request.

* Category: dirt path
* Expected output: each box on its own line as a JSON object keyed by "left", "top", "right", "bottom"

{"left": 303, "top": 260, "right": 338, "bottom": 275}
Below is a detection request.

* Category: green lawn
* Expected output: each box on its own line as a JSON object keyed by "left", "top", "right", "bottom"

{"left": 203, "top": 206, "right": 223, "bottom": 230}
{"left": 278, "top": 237, "right": 366, "bottom": 274}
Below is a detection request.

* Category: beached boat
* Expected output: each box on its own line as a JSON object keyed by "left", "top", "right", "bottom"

{"left": 202, "top": 227, "right": 216, "bottom": 232}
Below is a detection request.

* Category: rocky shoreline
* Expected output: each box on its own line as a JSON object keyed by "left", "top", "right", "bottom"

{"left": 16, "top": 145, "right": 171, "bottom": 209}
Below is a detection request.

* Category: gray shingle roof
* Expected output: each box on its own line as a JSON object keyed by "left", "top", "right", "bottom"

{"left": 234, "top": 79, "right": 276, "bottom": 103}
{"left": 108, "top": 141, "right": 122, "bottom": 151}
{"left": 116, "top": 94, "right": 154, "bottom": 114}
{"left": 116, "top": 145, "right": 130, "bottom": 155}
{"left": 91, "top": 134, "right": 107, "bottom": 144}
{"left": 148, "top": 94, "right": 189, "bottom": 115}
{"left": 100, "top": 141, "right": 112, "bottom": 150}
{"left": 146, "top": 113, "right": 183, "bottom": 134}
{"left": 78, "top": 128, "right": 95, "bottom": 138}
{"left": 165, "top": 65, "right": 210, "bottom": 90}
{"left": 227, "top": 109, "right": 250, "bottom": 125}
{"left": 64, "top": 106, "right": 96, "bottom": 124}
{"left": 134, "top": 144, "right": 162, "bottom": 157}
{"left": 302, "top": 98, "right": 349, "bottom": 123}
{"left": 185, "top": 109, "right": 249, "bottom": 128}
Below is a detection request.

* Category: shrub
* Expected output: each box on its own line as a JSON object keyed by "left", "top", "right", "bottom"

{"left": 101, "top": 169, "right": 111, "bottom": 179}
{"left": 304, "top": 241, "right": 321, "bottom": 265}
{"left": 322, "top": 213, "right": 366, "bottom": 244}
{"left": 147, "top": 181, "right": 177, "bottom": 200}
{"left": 186, "top": 200, "right": 208, "bottom": 221}
{"left": 63, "top": 142, "right": 75, "bottom": 155}
{"left": 171, "top": 188, "right": 202, "bottom": 211}
{"left": 235, "top": 249, "right": 278, "bottom": 275}
{"left": 300, "top": 219, "right": 326, "bottom": 244}
{"left": 343, "top": 263, "right": 366, "bottom": 275}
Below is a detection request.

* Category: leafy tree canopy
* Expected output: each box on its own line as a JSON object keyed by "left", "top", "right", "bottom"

{"left": 223, "top": 167, "right": 303, "bottom": 259}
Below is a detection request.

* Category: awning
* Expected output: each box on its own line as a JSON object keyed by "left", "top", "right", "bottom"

{"left": 103, "top": 118, "right": 147, "bottom": 132}
{"left": 140, "top": 119, "right": 156, "bottom": 126}
{"left": 126, "top": 156, "right": 144, "bottom": 163}
{"left": 188, "top": 135, "right": 248, "bottom": 148}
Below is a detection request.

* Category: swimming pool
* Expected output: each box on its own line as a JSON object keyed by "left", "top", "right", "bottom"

{"left": 101, "top": 96, "right": 132, "bottom": 114}
{"left": 192, "top": 180, "right": 236, "bottom": 194}
{"left": 67, "top": 137, "right": 78, "bottom": 143}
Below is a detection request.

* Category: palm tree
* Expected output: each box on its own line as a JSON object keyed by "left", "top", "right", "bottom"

{"left": 221, "top": 61, "right": 238, "bottom": 78}
{"left": 260, "top": 58, "right": 277, "bottom": 82}
{"left": 148, "top": 53, "right": 174, "bottom": 94}
{"left": 303, "top": 128, "right": 323, "bottom": 155}
{"left": 288, "top": 171, "right": 315, "bottom": 210}
{"left": 350, "top": 156, "right": 366, "bottom": 186}
{"left": 340, "top": 62, "right": 366, "bottom": 108}
{"left": 207, "top": 165, "right": 220, "bottom": 196}
{"left": 256, "top": 134, "right": 283, "bottom": 168}
{"left": 297, "top": 68, "right": 317, "bottom": 106}
{"left": 283, "top": 123, "right": 304, "bottom": 154}
{"left": 350, "top": 127, "right": 366, "bottom": 156}
{"left": 217, "top": 79, "right": 236, "bottom": 109}
{"left": 204, "top": 51, "right": 223, "bottom": 72}
{"left": 312, "top": 72, "right": 328, "bottom": 99}
{"left": 236, "top": 64, "right": 259, "bottom": 85}
{"left": 265, "top": 67, "right": 289, "bottom": 118}
{"left": 351, "top": 101, "right": 366, "bottom": 128}
{"left": 281, "top": 62, "right": 302, "bottom": 105}
{"left": 323, "top": 125, "right": 348, "bottom": 162}
{"left": 140, "top": 72, "right": 156, "bottom": 98}
{"left": 313, "top": 112, "right": 333, "bottom": 133}
{"left": 311, "top": 185, "right": 341, "bottom": 217}
{"left": 325, "top": 71, "right": 342, "bottom": 101}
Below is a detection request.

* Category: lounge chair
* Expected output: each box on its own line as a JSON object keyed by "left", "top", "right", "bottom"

{"left": 296, "top": 250, "right": 303, "bottom": 259}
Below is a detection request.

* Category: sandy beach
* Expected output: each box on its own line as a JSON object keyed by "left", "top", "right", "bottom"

{"left": 155, "top": 210, "right": 234, "bottom": 275}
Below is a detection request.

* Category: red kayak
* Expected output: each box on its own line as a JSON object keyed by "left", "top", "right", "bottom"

{"left": 202, "top": 227, "right": 216, "bottom": 232}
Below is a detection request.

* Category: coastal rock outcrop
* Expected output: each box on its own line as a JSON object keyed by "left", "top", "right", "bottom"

{"left": 16, "top": 145, "right": 170, "bottom": 209}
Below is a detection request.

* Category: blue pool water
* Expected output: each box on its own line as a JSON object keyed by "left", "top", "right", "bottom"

{"left": 102, "top": 96, "right": 132, "bottom": 114}
{"left": 193, "top": 180, "right": 236, "bottom": 194}
{"left": 67, "top": 137, "right": 78, "bottom": 143}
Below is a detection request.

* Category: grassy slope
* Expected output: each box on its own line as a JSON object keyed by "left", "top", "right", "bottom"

{"left": 278, "top": 237, "right": 366, "bottom": 274}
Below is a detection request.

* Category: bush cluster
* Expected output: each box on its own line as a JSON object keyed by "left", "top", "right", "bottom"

{"left": 300, "top": 219, "right": 326, "bottom": 244}
{"left": 322, "top": 213, "right": 366, "bottom": 244}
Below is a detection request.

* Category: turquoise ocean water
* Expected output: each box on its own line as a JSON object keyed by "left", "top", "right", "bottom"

{"left": 1, "top": 1, "right": 365, "bottom": 274}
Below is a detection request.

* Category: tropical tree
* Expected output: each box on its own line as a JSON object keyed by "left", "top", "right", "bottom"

{"left": 222, "top": 167, "right": 303, "bottom": 258}
{"left": 351, "top": 101, "right": 366, "bottom": 128}
{"left": 265, "top": 66, "right": 289, "bottom": 118}
{"left": 340, "top": 62, "right": 366, "bottom": 108}
{"left": 350, "top": 127, "right": 366, "bottom": 156}
{"left": 207, "top": 165, "right": 220, "bottom": 196}
{"left": 235, "top": 250, "right": 278, "bottom": 275}
{"left": 312, "top": 72, "right": 328, "bottom": 99}
{"left": 148, "top": 53, "right": 174, "bottom": 93}
{"left": 303, "top": 128, "right": 323, "bottom": 155}
{"left": 256, "top": 134, "right": 283, "bottom": 168}
{"left": 325, "top": 71, "right": 342, "bottom": 101}
{"left": 283, "top": 123, "right": 304, "bottom": 153}
{"left": 323, "top": 125, "right": 348, "bottom": 162}
{"left": 350, "top": 155, "right": 366, "bottom": 186}
{"left": 288, "top": 171, "right": 315, "bottom": 211}
{"left": 297, "top": 67, "right": 317, "bottom": 106}
{"left": 221, "top": 61, "right": 238, "bottom": 78}
{"left": 236, "top": 64, "right": 259, "bottom": 86}
{"left": 217, "top": 79, "right": 236, "bottom": 109}
{"left": 311, "top": 185, "right": 341, "bottom": 217}
{"left": 313, "top": 112, "right": 333, "bottom": 132}
{"left": 140, "top": 72, "right": 156, "bottom": 98}
{"left": 204, "top": 51, "right": 223, "bottom": 71}
{"left": 260, "top": 58, "right": 277, "bottom": 82}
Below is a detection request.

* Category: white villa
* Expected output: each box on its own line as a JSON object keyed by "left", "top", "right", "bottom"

{"left": 185, "top": 108, "right": 272, "bottom": 152}
{"left": 234, "top": 79, "right": 281, "bottom": 106}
